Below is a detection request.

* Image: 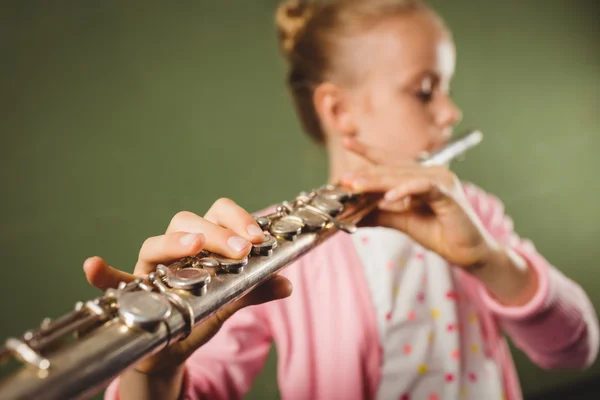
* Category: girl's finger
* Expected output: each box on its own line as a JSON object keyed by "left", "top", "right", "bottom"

{"left": 203, "top": 198, "right": 265, "bottom": 244}
{"left": 83, "top": 256, "right": 136, "bottom": 291}
{"left": 134, "top": 231, "right": 206, "bottom": 276}
{"left": 378, "top": 178, "right": 454, "bottom": 217}
{"left": 166, "top": 211, "right": 255, "bottom": 260}
{"left": 378, "top": 195, "right": 413, "bottom": 212}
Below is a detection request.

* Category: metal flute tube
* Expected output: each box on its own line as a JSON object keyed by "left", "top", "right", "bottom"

{"left": 0, "top": 130, "right": 482, "bottom": 400}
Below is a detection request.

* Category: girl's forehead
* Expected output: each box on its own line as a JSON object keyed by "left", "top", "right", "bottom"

{"left": 334, "top": 11, "right": 455, "bottom": 87}
{"left": 352, "top": 18, "right": 455, "bottom": 81}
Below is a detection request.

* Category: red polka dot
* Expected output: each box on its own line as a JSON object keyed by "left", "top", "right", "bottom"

{"left": 403, "top": 344, "right": 412, "bottom": 355}
{"left": 386, "top": 261, "right": 394, "bottom": 270}
{"left": 400, "top": 394, "right": 410, "bottom": 400}
{"left": 451, "top": 349, "right": 460, "bottom": 359}
{"left": 408, "top": 311, "right": 416, "bottom": 320}
{"left": 447, "top": 323, "right": 456, "bottom": 332}
{"left": 446, "top": 290, "right": 459, "bottom": 301}
{"left": 469, "top": 372, "right": 477, "bottom": 382}
{"left": 429, "top": 394, "right": 440, "bottom": 400}
{"left": 445, "top": 373, "right": 455, "bottom": 382}
{"left": 416, "top": 252, "right": 424, "bottom": 260}
{"left": 386, "top": 312, "right": 392, "bottom": 321}
{"left": 361, "top": 236, "right": 369, "bottom": 244}
{"left": 417, "top": 292, "right": 425, "bottom": 303}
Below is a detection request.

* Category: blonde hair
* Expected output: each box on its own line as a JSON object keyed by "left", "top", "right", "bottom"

{"left": 275, "top": 0, "right": 431, "bottom": 143}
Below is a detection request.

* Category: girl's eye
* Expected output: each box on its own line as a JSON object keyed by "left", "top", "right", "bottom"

{"left": 416, "top": 76, "right": 434, "bottom": 103}
{"left": 417, "top": 90, "right": 433, "bottom": 103}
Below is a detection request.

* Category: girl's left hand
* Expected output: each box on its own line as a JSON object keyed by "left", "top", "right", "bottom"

{"left": 340, "top": 137, "right": 500, "bottom": 270}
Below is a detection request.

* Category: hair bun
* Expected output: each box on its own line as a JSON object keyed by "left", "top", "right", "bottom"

{"left": 275, "top": 0, "right": 315, "bottom": 57}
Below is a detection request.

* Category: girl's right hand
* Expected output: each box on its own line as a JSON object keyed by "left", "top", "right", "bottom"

{"left": 82, "top": 197, "right": 293, "bottom": 375}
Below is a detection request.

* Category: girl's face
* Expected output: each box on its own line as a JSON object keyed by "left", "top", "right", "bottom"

{"left": 342, "top": 11, "right": 463, "bottom": 161}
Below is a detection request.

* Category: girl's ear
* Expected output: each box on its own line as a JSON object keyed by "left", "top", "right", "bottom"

{"left": 313, "top": 82, "right": 357, "bottom": 140}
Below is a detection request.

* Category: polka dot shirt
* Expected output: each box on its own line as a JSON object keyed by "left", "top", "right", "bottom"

{"left": 352, "top": 227, "right": 504, "bottom": 400}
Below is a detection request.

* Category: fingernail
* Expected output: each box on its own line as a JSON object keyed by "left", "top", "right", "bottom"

{"left": 82, "top": 258, "right": 95, "bottom": 272}
{"left": 228, "top": 236, "right": 249, "bottom": 252}
{"left": 180, "top": 232, "right": 200, "bottom": 246}
{"left": 384, "top": 189, "right": 399, "bottom": 201}
{"left": 247, "top": 224, "right": 264, "bottom": 237}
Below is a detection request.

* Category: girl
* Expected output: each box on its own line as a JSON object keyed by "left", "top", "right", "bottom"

{"left": 84, "top": 0, "right": 599, "bottom": 399}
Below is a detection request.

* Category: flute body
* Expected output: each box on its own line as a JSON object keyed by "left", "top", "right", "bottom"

{"left": 0, "top": 130, "right": 482, "bottom": 400}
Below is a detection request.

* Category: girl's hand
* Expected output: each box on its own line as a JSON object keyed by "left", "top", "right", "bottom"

{"left": 341, "top": 136, "right": 539, "bottom": 307}
{"left": 340, "top": 136, "right": 500, "bottom": 270}
{"left": 83, "top": 198, "right": 292, "bottom": 375}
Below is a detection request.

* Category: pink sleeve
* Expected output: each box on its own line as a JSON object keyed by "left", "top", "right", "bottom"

{"left": 103, "top": 303, "right": 273, "bottom": 400}
{"left": 462, "top": 182, "right": 599, "bottom": 369}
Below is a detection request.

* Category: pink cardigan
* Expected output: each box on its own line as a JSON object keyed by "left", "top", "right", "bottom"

{"left": 105, "top": 183, "right": 599, "bottom": 400}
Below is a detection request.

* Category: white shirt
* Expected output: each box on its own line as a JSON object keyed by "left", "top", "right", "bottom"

{"left": 351, "top": 227, "right": 504, "bottom": 400}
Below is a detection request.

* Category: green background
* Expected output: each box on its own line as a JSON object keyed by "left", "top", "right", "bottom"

{"left": 0, "top": 1, "right": 598, "bottom": 398}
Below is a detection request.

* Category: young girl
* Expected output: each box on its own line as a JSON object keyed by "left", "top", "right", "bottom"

{"left": 84, "top": 0, "right": 599, "bottom": 399}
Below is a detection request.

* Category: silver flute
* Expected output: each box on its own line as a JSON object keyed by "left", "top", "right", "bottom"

{"left": 0, "top": 130, "right": 483, "bottom": 400}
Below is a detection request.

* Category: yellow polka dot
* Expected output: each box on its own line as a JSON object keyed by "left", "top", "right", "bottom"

{"left": 399, "top": 256, "right": 407, "bottom": 266}
{"left": 428, "top": 332, "right": 435, "bottom": 342}
{"left": 471, "top": 344, "right": 479, "bottom": 354}
{"left": 460, "top": 386, "right": 468, "bottom": 398}
{"left": 430, "top": 309, "right": 440, "bottom": 318}
{"left": 417, "top": 363, "right": 428, "bottom": 374}
{"left": 393, "top": 286, "right": 400, "bottom": 296}
{"left": 469, "top": 313, "right": 478, "bottom": 323}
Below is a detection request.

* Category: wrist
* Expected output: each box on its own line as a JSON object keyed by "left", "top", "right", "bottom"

{"left": 120, "top": 363, "right": 186, "bottom": 400}
{"left": 467, "top": 242, "right": 539, "bottom": 307}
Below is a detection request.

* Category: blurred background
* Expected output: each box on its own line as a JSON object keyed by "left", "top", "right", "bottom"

{"left": 0, "top": 0, "right": 598, "bottom": 398}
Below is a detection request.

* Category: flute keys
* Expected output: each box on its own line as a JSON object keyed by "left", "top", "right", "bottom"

{"left": 197, "top": 257, "right": 219, "bottom": 268}
{"left": 269, "top": 216, "right": 303, "bottom": 241}
{"left": 290, "top": 208, "right": 327, "bottom": 232}
{"left": 310, "top": 195, "right": 344, "bottom": 216}
{"left": 211, "top": 254, "right": 248, "bottom": 273}
{"left": 318, "top": 186, "right": 357, "bottom": 203}
{"left": 117, "top": 291, "right": 173, "bottom": 332}
{"left": 166, "top": 267, "right": 211, "bottom": 294}
{"left": 196, "top": 256, "right": 220, "bottom": 276}
{"left": 255, "top": 216, "right": 272, "bottom": 230}
{"left": 156, "top": 264, "right": 170, "bottom": 278}
{"left": 251, "top": 234, "right": 278, "bottom": 256}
